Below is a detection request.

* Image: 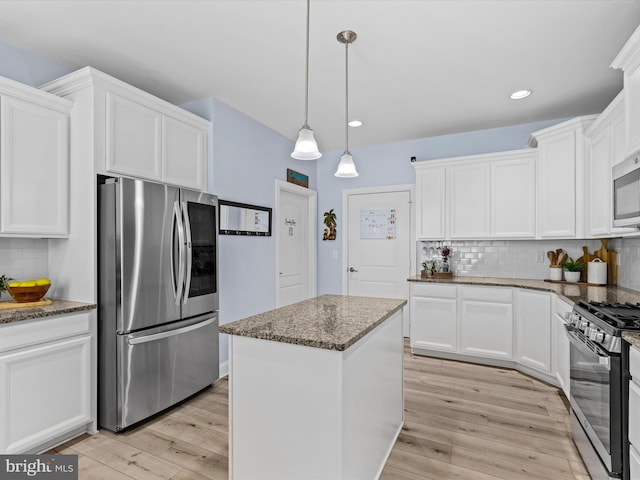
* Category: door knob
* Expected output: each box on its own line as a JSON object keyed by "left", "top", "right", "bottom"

{"left": 349, "top": 267, "right": 358, "bottom": 272}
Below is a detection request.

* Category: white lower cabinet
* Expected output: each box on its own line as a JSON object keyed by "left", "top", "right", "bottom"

{"left": 629, "top": 346, "right": 640, "bottom": 480}
{"left": 410, "top": 283, "right": 563, "bottom": 385}
{"left": 459, "top": 286, "right": 513, "bottom": 360}
{"left": 515, "top": 289, "right": 552, "bottom": 375}
{"left": 410, "top": 283, "right": 457, "bottom": 353}
{"left": 553, "top": 297, "right": 572, "bottom": 398}
{"left": 0, "top": 311, "right": 95, "bottom": 454}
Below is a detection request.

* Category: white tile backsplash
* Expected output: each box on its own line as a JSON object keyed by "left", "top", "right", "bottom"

{"left": 610, "top": 237, "right": 640, "bottom": 292}
{"left": 0, "top": 238, "right": 48, "bottom": 300}
{"left": 418, "top": 239, "right": 605, "bottom": 280}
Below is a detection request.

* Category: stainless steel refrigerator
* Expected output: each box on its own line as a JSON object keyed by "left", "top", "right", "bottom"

{"left": 98, "top": 177, "right": 219, "bottom": 431}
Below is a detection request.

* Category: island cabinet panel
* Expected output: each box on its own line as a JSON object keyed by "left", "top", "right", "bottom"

{"left": 0, "top": 80, "right": 71, "bottom": 237}
{"left": 228, "top": 310, "right": 403, "bottom": 480}
{"left": 410, "top": 283, "right": 457, "bottom": 353}
{"left": 459, "top": 286, "right": 513, "bottom": 360}
{"left": 0, "top": 311, "right": 95, "bottom": 454}
{"left": 515, "top": 289, "right": 552, "bottom": 375}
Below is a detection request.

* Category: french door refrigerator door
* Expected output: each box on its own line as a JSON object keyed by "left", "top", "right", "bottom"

{"left": 116, "top": 314, "right": 218, "bottom": 430}
{"left": 115, "top": 177, "right": 182, "bottom": 332}
{"left": 179, "top": 188, "right": 218, "bottom": 319}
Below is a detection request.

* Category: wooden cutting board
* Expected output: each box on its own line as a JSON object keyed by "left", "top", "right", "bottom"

{"left": 608, "top": 249, "right": 618, "bottom": 286}
{"left": 0, "top": 298, "right": 52, "bottom": 310}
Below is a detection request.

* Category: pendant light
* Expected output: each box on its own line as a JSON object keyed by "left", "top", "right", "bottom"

{"left": 335, "top": 30, "right": 358, "bottom": 177}
{"left": 291, "top": 0, "right": 321, "bottom": 160}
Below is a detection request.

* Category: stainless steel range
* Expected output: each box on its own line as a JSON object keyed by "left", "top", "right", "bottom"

{"left": 566, "top": 301, "right": 640, "bottom": 480}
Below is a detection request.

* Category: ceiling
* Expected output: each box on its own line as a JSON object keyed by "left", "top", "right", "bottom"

{"left": 0, "top": 1, "right": 639, "bottom": 151}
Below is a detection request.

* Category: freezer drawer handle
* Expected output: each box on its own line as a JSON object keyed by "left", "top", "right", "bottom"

{"left": 127, "top": 317, "right": 216, "bottom": 345}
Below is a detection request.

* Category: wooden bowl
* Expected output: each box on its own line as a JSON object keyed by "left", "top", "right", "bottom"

{"left": 7, "top": 284, "right": 51, "bottom": 303}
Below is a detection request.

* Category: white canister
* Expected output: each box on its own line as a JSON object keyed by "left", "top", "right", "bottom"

{"left": 549, "top": 266, "right": 563, "bottom": 281}
{"left": 587, "top": 258, "right": 607, "bottom": 285}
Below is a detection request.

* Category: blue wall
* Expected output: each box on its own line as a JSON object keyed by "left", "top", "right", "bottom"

{"left": 182, "top": 97, "right": 316, "bottom": 366}
{"left": 0, "top": 40, "right": 71, "bottom": 86}
{"left": 315, "top": 119, "right": 569, "bottom": 294}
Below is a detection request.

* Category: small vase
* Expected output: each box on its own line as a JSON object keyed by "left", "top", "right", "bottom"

{"left": 549, "top": 266, "right": 563, "bottom": 281}
{"left": 420, "top": 270, "right": 428, "bottom": 279}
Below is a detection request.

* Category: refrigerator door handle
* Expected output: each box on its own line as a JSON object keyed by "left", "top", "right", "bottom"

{"left": 181, "top": 201, "right": 193, "bottom": 305}
{"left": 173, "top": 201, "right": 186, "bottom": 305}
{"left": 127, "top": 317, "right": 216, "bottom": 345}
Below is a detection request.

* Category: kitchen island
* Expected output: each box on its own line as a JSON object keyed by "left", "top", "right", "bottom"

{"left": 220, "top": 294, "right": 406, "bottom": 480}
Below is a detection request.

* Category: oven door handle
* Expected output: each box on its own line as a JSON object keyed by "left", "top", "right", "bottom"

{"left": 565, "top": 325, "right": 611, "bottom": 369}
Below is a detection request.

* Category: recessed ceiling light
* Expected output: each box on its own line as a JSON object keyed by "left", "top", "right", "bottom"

{"left": 348, "top": 119, "right": 363, "bottom": 127}
{"left": 510, "top": 89, "right": 532, "bottom": 100}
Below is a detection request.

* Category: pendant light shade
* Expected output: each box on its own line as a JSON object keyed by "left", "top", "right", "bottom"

{"left": 292, "top": 125, "right": 321, "bottom": 160}
{"left": 335, "top": 30, "right": 358, "bottom": 178}
{"left": 335, "top": 151, "right": 358, "bottom": 177}
{"left": 291, "top": 0, "right": 321, "bottom": 160}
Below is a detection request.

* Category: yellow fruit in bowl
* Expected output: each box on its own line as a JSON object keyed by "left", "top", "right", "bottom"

{"left": 35, "top": 278, "right": 51, "bottom": 286}
{"left": 8, "top": 281, "right": 21, "bottom": 287}
{"left": 20, "top": 280, "right": 37, "bottom": 287}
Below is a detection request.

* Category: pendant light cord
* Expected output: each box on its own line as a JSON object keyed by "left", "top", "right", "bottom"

{"left": 344, "top": 40, "right": 349, "bottom": 153}
{"left": 303, "top": 0, "right": 311, "bottom": 128}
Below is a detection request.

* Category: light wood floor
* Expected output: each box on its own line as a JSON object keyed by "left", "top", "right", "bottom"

{"left": 51, "top": 344, "right": 590, "bottom": 480}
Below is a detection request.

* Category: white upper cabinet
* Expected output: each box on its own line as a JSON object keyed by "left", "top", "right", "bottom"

{"left": 0, "top": 77, "right": 72, "bottom": 237}
{"left": 414, "top": 149, "right": 537, "bottom": 240}
{"left": 449, "top": 162, "right": 491, "bottom": 238}
{"left": 42, "top": 67, "right": 210, "bottom": 191}
{"left": 491, "top": 151, "right": 537, "bottom": 238}
{"left": 414, "top": 164, "right": 446, "bottom": 239}
{"left": 529, "top": 115, "right": 597, "bottom": 239}
{"left": 105, "top": 92, "right": 162, "bottom": 181}
{"left": 612, "top": 24, "right": 640, "bottom": 159}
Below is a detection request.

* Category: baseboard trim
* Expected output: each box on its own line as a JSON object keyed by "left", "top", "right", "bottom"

{"left": 219, "top": 360, "right": 229, "bottom": 378}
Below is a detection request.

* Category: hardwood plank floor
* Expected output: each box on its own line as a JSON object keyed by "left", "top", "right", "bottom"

{"left": 51, "top": 343, "right": 589, "bottom": 479}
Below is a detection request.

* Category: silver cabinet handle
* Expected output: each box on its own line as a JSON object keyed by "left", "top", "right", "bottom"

{"left": 181, "top": 201, "right": 192, "bottom": 304}
{"left": 349, "top": 267, "right": 358, "bottom": 272}
{"left": 173, "top": 201, "right": 186, "bottom": 305}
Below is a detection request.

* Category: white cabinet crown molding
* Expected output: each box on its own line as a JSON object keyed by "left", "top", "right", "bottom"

{"left": 611, "top": 24, "right": 640, "bottom": 71}
{"left": 0, "top": 75, "right": 72, "bottom": 113}
{"left": 527, "top": 115, "right": 599, "bottom": 148}
{"left": 585, "top": 91, "right": 624, "bottom": 138}
{"left": 40, "top": 66, "right": 209, "bottom": 128}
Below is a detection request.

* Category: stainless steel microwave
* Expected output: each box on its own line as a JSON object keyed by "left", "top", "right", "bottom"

{"left": 613, "top": 154, "right": 640, "bottom": 227}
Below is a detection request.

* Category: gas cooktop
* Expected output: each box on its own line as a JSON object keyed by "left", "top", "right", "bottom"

{"left": 575, "top": 301, "right": 640, "bottom": 332}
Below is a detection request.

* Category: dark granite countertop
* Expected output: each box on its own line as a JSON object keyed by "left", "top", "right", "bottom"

{"left": 219, "top": 294, "right": 407, "bottom": 351}
{"left": 0, "top": 299, "right": 96, "bottom": 325}
{"left": 623, "top": 332, "right": 640, "bottom": 351}
{"left": 408, "top": 275, "right": 640, "bottom": 306}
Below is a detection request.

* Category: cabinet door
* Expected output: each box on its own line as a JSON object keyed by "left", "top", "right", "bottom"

{"left": 626, "top": 64, "right": 640, "bottom": 156}
{"left": 163, "top": 115, "right": 207, "bottom": 191}
{"left": 449, "top": 163, "right": 490, "bottom": 238}
{"left": 410, "top": 295, "right": 457, "bottom": 353}
{"left": 0, "top": 96, "right": 69, "bottom": 236}
{"left": 106, "top": 92, "right": 162, "bottom": 181}
{"left": 537, "top": 131, "right": 576, "bottom": 238}
{"left": 460, "top": 300, "right": 513, "bottom": 360}
{"left": 586, "top": 128, "right": 612, "bottom": 236}
{"left": 491, "top": 154, "right": 536, "bottom": 238}
{"left": 555, "top": 312, "right": 570, "bottom": 398}
{"left": 515, "top": 289, "right": 552, "bottom": 374}
{"left": 0, "top": 335, "right": 91, "bottom": 453}
{"left": 415, "top": 166, "right": 445, "bottom": 239}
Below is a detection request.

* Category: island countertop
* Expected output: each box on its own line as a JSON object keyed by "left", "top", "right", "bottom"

{"left": 408, "top": 275, "right": 640, "bottom": 306}
{"left": 0, "top": 298, "right": 96, "bottom": 325}
{"left": 219, "top": 294, "right": 407, "bottom": 351}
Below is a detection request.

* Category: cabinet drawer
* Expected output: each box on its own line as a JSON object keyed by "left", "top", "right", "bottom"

{"left": 460, "top": 285, "right": 512, "bottom": 303}
{"left": 411, "top": 283, "right": 457, "bottom": 299}
{"left": 631, "top": 345, "right": 640, "bottom": 378}
{"left": 0, "top": 311, "right": 92, "bottom": 354}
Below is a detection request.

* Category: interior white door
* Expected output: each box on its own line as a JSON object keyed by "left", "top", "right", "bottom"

{"left": 347, "top": 190, "right": 411, "bottom": 335}
{"left": 278, "top": 190, "right": 310, "bottom": 307}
